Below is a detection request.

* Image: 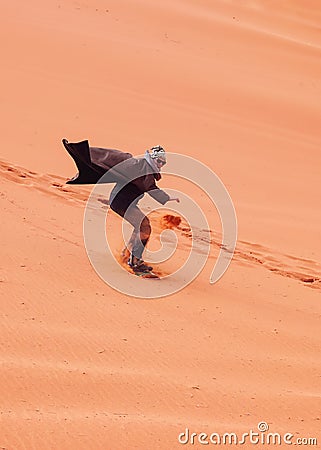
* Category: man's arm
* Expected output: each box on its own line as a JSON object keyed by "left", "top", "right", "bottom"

{"left": 135, "top": 167, "right": 180, "bottom": 205}
{"left": 166, "top": 197, "right": 180, "bottom": 203}
{"left": 147, "top": 183, "right": 180, "bottom": 204}
{"left": 147, "top": 186, "right": 171, "bottom": 205}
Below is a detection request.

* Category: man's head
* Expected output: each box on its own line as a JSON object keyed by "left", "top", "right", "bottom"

{"left": 150, "top": 145, "right": 166, "bottom": 169}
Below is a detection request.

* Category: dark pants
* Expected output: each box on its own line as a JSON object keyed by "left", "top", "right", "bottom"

{"left": 110, "top": 202, "right": 151, "bottom": 260}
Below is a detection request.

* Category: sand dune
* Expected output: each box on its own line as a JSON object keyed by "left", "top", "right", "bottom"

{"left": 1, "top": 0, "right": 321, "bottom": 448}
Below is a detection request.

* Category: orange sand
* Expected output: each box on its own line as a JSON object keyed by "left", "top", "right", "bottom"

{"left": 1, "top": 1, "right": 320, "bottom": 448}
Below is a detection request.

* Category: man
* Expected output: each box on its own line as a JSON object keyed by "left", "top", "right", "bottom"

{"left": 62, "top": 139, "right": 179, "bottom": 273}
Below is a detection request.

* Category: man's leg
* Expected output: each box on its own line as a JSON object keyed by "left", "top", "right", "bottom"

{"left": 124, "top": 206, "right": 151, "bottom": 264}
{"left": 110, "top": 203, "right": 152, "bottom": 270}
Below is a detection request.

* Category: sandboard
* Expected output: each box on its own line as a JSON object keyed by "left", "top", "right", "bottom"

{"left": 133, "top": 270, "right": 160, "bottom": 279}
{"left": 118, "top": 249, "right": 161, "bottom": 279}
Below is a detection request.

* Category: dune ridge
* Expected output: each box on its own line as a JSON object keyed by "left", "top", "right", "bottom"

{"left": 1, "top": 0, "right": 321, "bottom": 448}
{"left": 2, "top": 159, "right": 320, "bottom": 291}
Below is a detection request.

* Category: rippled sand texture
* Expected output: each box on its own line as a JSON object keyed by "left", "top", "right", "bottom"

{"left": 1, "top": 1, "right": 320, "bottom": 449}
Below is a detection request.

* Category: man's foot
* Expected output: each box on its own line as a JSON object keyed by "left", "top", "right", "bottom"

{"left": 128, "top": 256, "right": 153, "bottom": 273}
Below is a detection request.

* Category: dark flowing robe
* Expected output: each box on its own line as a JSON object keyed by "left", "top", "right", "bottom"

{"left": 62, "top": 138, "right": 132, "bottom": 184}
{"left": 62, "top": 138, "right": 170, "bottom": 207}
